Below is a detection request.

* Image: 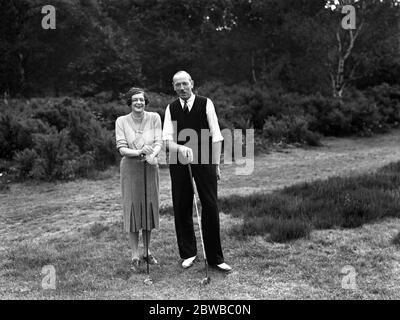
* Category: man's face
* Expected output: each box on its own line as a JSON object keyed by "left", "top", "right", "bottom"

{"left": 173, "top": 75, "right": 193, "bottom": 100}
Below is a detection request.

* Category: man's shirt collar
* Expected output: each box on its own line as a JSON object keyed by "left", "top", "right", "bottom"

{"left": 179, "top": 94, "right": 195, "bottom": 107}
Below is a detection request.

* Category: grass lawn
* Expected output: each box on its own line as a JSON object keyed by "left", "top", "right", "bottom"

{"left": 1, "top": 131, "right": 400, "bottom": 299}
{"left": 1, "top": 215, "right": 400, "bottom": 299}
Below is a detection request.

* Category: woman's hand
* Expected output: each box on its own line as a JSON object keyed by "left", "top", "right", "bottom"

{"left": 140, "top": 145, "right": 154, "bottom": 155}
{"left": 145, "top": 154, "right": 158, "bottom": 166}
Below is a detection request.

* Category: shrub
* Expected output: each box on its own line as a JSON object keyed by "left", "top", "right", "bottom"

{"left": 30, "top": 158, "right": 47, "bottom": 180}
{"left": 392, "top": 232, "right": 400, "bottom": 247}
{"left": 366, "top": 83, "right": 400, "bottom": 125}
{"left": 222, "top": 161, "right": 400, "bottom": 242}
{"left": 2, "top": 84, "right": 400, "bottom": 182}
{"left": 74, "top": 151, "right": 96, "bottom": 178}
{"left": 230, "top": 215, "right": 276, "bottom": 237}
{"left": 200, "top": 83, "right": 398, "bottom": 145}
{"left": 262, "top": 115, "right": 322, "bottom": 146}
{"left": 0, "top": 171, "right": 10, "bottom": 192}
{"left": 14, "top": 148, "right": 38, "bottom": 179}
{"left": 231, "top": 87, "right": 399, "bottom": 139}
{"left": 90, "top": 129, "right": 119, "bottom": 170}
{"left": 340, "top": 189, "right": 396, "bottom": 228}
{"left": 0, "top": 113, "right": 33, "bottom": 159}
{"left": 31, "top": 129, "right": 80, "bottom": 180}
{"left": 269, "top": 218, "right": 311, "bottom": 242}
{"left": 90, "top": 102, "right": 128, "bottom": 130}
{"left": 31, "top": 98, "right": 85, "bottom": 131}
{"left": 378, "top": 161, "right": 400, "bottom": 174}
{"left": 5, "top": 97, "right": 121, "bottom": 180}
{"left": 90, "top": 92, "right": 171, "bottom": 130}
{"left": 231, "top": 215, "right": 311, "bottom": 242}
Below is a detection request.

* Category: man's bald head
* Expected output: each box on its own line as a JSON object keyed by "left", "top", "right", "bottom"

{"left": 172, "top": 71, "right": 192, "bottom": 83}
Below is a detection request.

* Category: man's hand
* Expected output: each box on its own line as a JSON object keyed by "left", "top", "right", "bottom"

{"left": 178, "top": 145, "right": 193, "bottom": 163}
{"left": 141, "top": 145, "right": 154, "bottom": 155}
{"left": 216, "top": 164, "right": 221, "bottom": 181}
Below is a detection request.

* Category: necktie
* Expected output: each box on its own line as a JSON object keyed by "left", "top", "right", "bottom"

{"left": 183, "top": 100, "right": 189, "bottom": 114}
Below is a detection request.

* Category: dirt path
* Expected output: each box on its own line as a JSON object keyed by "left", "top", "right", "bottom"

{"left": 1, "top": 130, "right": 400, "bottom": 250}
{"left": 220, "top": 130, "right": 400, "bottom": 197}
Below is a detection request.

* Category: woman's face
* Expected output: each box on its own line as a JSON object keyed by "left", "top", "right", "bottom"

{"left": 131, "top": 93, "right": 145, "bottom": 114}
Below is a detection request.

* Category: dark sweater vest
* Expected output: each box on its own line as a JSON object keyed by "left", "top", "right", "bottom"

{"left": 170, "top": 95, "right": 213, "bottom": 164}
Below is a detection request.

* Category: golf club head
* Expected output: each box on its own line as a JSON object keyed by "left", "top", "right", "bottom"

{"left": 144, "top": 277, "right": 153, "bottom": 285}
{"left": 201, "top": 277, "right": 211, "bottom": 286}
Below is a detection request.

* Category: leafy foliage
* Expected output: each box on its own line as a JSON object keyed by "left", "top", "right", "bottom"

{"left": 2, "top": 81, "right": 400, "bottom": 181}
{"left": 0, "top": 0, "right": 398, "bottom": 96}
{"left": 0, "top": 113, "right": 33, "bottom": 159}
{"left": 1, "top": 98, "right": 120, "bottom": 180}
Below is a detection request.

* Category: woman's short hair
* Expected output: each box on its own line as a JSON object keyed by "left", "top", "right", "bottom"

{"left": 125, "top": 87, "right": 149, "bottom": 106}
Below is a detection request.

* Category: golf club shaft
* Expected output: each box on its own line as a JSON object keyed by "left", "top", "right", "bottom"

{"left": 188, "top": 164, "right": 209, "bottom": 278}
{"left": 144, "top": 160, "right": 149, "bottom": 275}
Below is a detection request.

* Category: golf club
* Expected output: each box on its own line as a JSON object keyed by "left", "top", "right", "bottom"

{"left": 188, "top": 163, "right": 211, "bottom": 286}
{"left": 143, "top": 159, "right": 153, "bottom": 285}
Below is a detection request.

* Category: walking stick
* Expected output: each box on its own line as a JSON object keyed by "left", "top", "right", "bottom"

{"left": 143, "top": 160, "right": 153, "bottom": 285}
{"left": 188, "top": 163, "right": 211, "bottom": 286}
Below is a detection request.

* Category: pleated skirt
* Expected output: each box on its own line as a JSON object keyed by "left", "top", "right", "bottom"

{"left": 120, "top": 157, "right": 159, "bottom": 232}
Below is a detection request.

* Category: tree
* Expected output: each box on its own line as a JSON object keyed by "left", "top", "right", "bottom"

{"left": 325, "top": 0, "right": 400, "bottom": 97}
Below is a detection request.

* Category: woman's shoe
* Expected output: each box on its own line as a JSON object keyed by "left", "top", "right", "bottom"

{"left": 130, "top": 257, "right": 141, "bottom": 272}
{"left": 143, "top": 254, "right": 158, "bottom": 265}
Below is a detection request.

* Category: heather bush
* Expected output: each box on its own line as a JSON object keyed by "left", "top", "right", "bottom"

{"left": 90, "top": 91, "right": 172, "bottom": 130}
{"left": 0, "top": 171, "right": 10, "bottom": 192}
{"left": 2, "top": 83, "right": 400, "bottom": 181}
{"left": 5, "top": 97, "right": 120, "bottom": 180}
{"left": 14, "top": 148, "right": 38, "bottom": 179}
{"left": 393, "top": 232, "right": 400, "bottom": 247}
{"left": 0, "top": 113, "right": 33, "bottom": 159}
{"left": 201, "top": 83, "right": 399, "bottom": 144}
{"left": 220, "top": 161, "right": 400, "bottom": 242}
{"left": 262, "top": 115, "right": 322, "bottom": 146}
{"left": 366, "top": 83, "right": 400, "bottom": 125}
{"left": 31, "top": 129, "right": 79, "bottom": 180}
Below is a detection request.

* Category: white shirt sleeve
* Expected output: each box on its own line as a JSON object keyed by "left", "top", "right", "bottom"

{"left": 162, "top": 105, "right": 174, "bottom": 141}
{"left": 206, "top": 98, "right": 224, "bottom": 143}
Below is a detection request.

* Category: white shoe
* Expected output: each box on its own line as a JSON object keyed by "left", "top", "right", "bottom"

{"left": 182, "top": 256, "right": 197, "bottom": 269}
{"left": 214, "top": 263, "right": 232, "bottom": 273}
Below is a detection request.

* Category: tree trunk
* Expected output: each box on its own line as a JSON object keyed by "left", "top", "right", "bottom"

{"left": 330, "top": 15, "right": 364, "bottom": 98}
{"left": 18, "top": 52, "right": 25, "bottom": 91}
{"left": 333, "top": 57, "right": 345, "bottom": 98}
{"left": 3, "top": 91, "right": 9, "bottom": 105}
{"left": 251, "top": 52, "right": 257, "bottom": 84}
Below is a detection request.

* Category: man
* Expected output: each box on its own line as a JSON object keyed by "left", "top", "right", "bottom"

{"left": 162, "top": 71, "right": 232, "bottom": 272}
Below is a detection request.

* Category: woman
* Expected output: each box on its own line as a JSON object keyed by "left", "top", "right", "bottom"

{"left": 115, "top": 87, "right": 162, "bottom": 271}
